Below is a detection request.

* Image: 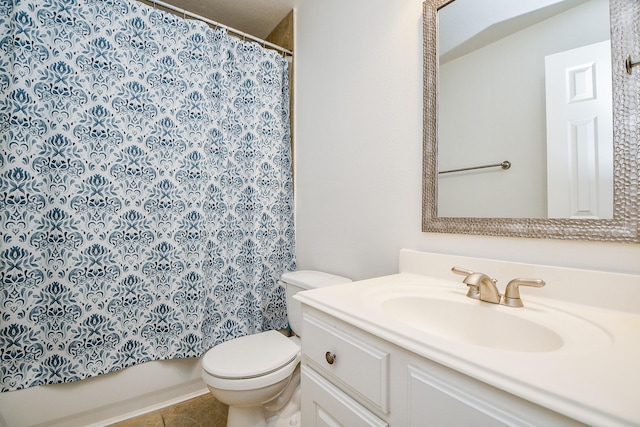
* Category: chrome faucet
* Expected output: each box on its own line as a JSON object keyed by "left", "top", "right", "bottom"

{"left": 452, "top": 267, "right": 546, "bottom": 307}
{"left": 451, "top": 267, "right": 501, "bottom": 304}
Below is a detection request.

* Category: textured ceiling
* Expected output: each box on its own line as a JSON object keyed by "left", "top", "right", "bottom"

{"left": 156, "top": 0, "right": 296, "bottom": 39}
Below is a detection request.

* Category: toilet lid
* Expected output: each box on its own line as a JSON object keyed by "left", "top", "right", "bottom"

{"left": 202, "top": 330, "right": 300, "bottom": 379}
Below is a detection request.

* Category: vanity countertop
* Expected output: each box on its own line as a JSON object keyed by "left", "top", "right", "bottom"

{"left": 296, "top": 271, "right": 640, "bottom": 427}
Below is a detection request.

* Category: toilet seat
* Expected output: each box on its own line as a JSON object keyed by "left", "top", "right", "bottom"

{"left": 202, "top": 330, "right": 301, "bottom": 391}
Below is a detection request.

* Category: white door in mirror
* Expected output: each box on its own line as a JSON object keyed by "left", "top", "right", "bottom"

{"left": 545, "top": 40, "right": 613, "bottom": 219}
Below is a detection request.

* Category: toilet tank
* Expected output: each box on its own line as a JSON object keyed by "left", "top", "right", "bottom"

{"left": 281, "top": 270, "right": 351, "bottom": 335}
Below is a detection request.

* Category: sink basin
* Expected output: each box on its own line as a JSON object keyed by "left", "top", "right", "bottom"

{"left": 381, "top": 296, "right": 563, "bottom": 352}
{"left": 366, "top": 283, "right": 612, "bottom": 353}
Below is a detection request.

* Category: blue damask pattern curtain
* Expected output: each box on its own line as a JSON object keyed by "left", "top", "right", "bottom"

{"left": 0, "top": 0, "right": 295, "bottom": 391}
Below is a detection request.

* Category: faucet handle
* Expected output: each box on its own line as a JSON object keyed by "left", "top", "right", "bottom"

{"left": 451, "top": 266, "right": 474, "bottom": 276}
{"left": 501, "top": 278, "right": 545, "bottom": 308}
{"left": 451, "top": 267, "right": 481, "bottom": 299}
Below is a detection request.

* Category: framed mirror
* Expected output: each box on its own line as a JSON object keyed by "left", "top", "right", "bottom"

{"left": 422, "top": 0, "right": 640, "bottom": 242}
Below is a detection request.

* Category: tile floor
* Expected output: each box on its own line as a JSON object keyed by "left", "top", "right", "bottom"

{"left": 107, "top": 394, "right": 228, "bottom": 427}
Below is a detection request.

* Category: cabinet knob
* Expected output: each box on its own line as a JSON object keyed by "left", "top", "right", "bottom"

{"left": 325, "top": 351, "right": 336, "bottom": 365}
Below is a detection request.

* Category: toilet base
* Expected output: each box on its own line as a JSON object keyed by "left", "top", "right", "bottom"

{"left": 228, "top": 406, "right": 268, "bottom": 427}
{"left": 209, "top": 367, "right": 301, "bottom": 427}
{"left": 266, "top": 385, "right": 301, "bottom": 427}
{"left": 225, "top": 397, "right": 301, "bottom": 427}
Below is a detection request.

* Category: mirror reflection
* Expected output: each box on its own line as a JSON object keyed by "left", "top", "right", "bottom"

{"left": 437, "top": 0, "right": 612, "bottom": 219}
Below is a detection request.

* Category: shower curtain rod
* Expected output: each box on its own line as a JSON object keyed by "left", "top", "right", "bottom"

{"left": 147, "top": 0, "right": 293, "bottom": 56}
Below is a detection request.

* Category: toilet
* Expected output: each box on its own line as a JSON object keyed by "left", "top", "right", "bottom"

{"left": 201, "top": 270, "right": 352, "bottom": 427}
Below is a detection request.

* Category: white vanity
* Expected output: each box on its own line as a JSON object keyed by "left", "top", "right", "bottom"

{"left": 295, "top": 249, "right": 640, "bottom": 427}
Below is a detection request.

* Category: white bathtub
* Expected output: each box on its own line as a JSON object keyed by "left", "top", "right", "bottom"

{"left": 0, "top": 358, "right": 207, "bottom": 427}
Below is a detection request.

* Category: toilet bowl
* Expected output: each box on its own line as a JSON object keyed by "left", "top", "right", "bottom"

{"left": 201, "top": 271, "right": 351, "bottom": 427}
{"left": 202, "top": 331, "right": 300, "bottom": 427}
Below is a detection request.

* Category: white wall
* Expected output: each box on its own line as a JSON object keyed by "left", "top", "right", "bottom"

{"left": 294, "top": 0, "right": 640, "bottom": 281}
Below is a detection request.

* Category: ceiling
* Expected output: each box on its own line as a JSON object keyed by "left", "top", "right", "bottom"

{"left": 157, "top": 0, "right": 296, "bottom": 39}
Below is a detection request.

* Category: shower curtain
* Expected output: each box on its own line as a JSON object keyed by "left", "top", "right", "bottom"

{"left": 0, "top": 0, "right": 295, "bottom": 392}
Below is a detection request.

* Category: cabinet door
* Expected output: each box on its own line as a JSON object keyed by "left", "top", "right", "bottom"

{"left": 408, "top": 365, "right": 510, "bottom": 427}
{"left": 302, "top": 366, "right": 388, "bottom": 427}
{"left": 407, "top": 365, "right": 585, "bottom": 427}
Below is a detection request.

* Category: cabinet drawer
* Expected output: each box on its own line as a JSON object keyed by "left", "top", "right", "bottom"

{"left": 302, "top": 313, "right": 389, "bottom": 413}
{"left": 302, "top": 365, "right": 388, "bottom": 427}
